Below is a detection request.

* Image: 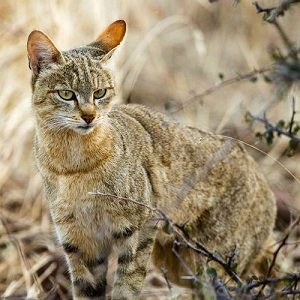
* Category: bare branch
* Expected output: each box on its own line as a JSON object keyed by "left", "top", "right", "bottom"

{"left": 170, "top": 66, "right": 272, "bottom": 114}
{"left": 160, "top": 267, "right": 172, "bottom": 291}
{"left": 90, "top": 191, "right": 243, "bottom": 285}
{"left": 246, "top": 110, "right": 300, "bottom": 145}
{"left": 253, "top": 0, "right": 300, "bottom": 23}
{"left": 288, "top": 97, "right": 297, "bottom": 134}
{"left": 88, "top": 191, "right": 157, "bottom": 212}
{"left": 255, "top": 217, "right": 300, "bottom": 298}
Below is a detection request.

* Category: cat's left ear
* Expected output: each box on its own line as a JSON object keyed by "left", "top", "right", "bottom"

{"left": 27, "top": 30, "right": 64, "bottom": 75}
{"left": 89, "top": 20, "right": 126, "bottom": 61}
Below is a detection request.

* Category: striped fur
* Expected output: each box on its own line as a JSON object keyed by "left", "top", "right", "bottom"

{"left": 28, "top": 20, "right": 276, "bottom": 299}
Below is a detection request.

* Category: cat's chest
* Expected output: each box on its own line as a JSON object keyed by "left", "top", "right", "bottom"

{"left": 48, "top": 174, "right": 130, "bottom": 247}
{"left": 49, "top": 172, "right": 112, "bottom": 216}
{"left": 48, "top": 172, "right": 131, "bottom": 225}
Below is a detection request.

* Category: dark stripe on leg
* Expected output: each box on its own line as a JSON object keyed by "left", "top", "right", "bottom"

{"left": 118, "top": 251, "right": 134, "bottom": 264}
{"left": 87, "top": 256, "right": 106, "bottom": 268}
{"left": 73, "top": 278, "right": 106, "bottom": 297}
{"left": 126, "top": 265, "right": 147, "bottom": 277}
{"left": 137, "top": 237, "right": 153, "bottom": 252}
{"left": 113, "top": 226, "right": 135, "bottom": 239}
{"left": 62, "top": 242, "right": 79, "bottom": 253}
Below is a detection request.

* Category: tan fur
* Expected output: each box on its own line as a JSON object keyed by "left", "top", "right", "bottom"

{"left": 28, "top": 20, "right": 276, "bottom": 299}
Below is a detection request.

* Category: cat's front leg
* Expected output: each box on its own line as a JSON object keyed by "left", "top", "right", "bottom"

{"left": 62, "top": 241, "right": 109, "bottom": 300}
{"left": 111, "top": 225, "right": 157, "bottom": 300}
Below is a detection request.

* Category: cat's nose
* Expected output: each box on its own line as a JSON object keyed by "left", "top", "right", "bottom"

{"left": 81, "top": 114, "right": 95, "bottom": 124}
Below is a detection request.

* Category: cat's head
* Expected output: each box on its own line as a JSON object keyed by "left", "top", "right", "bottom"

{"left": 27, "top": 20, "right": 126, "bottom": 135}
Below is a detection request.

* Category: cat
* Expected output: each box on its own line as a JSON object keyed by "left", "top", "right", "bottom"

{"left": 27, "top": 20, "right": 276, "bottom": 299}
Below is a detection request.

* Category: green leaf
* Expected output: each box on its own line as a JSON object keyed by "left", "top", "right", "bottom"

{"left": 184, "top": 224, "right": 193, "bottom": 233}
{"left": 207, "top": 267, "right": 217, "bottom": 277}
{"left": 292, "top": 124, "right": 300, "bottom": 135}
{"left": 162, "top": 223, "right": 172, "bottom": 234}
{"left": 265, "top": 131, "right": 274, "bottom": 145}
{"left": 196, "top": 265, "right": 204, "bottom": 276}
{"left": 255, "top": 132, "right": 262, "bottom": 140}
{"left": 277, "top": 120, "right": 285, "bottom": 128}
{"left": 286, "top": 139, "right": 298, "bottom": 157}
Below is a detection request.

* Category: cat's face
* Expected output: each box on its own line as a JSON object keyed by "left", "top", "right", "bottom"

{"left": 32, "top": 51, "right": 116, "bottom": 135}
{"left": 28, "top": 20, "right": 126, "bottom": 135}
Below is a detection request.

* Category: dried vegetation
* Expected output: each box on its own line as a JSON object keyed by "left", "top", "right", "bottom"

{"left": 1, "top": 0, "right": 300, "bottom": 299}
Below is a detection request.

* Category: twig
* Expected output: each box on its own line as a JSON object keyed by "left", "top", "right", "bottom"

{"left": 255, "top": 217, "right": 300, "bottom": 298}
{"left": 211, "top": 276, "right": 233, "bottom": 300}
{"left": 158, "top": 211, "right": 243, "bottom": 285}
{"left": 288, "top": 97, "right": 296, "bottom": 134}
{"left": 253, "top": 0, "right": 300, "bottom": 23}
{"left": 268, "top": 217, "right": 300, "bottom": 277}
{"left": 89, "top": 190, "right": 300, "bottom": 298}
{"left": 273, "top": 20, "right": 293, "bottom": 49}
{"left": 189, "top": 240, "right": 241, "bottom": 285}
{"left": 254, "top": 1, "right": 299, "bottom": 60}
{"left": 244, "top": 273, "right": 300, "bottom": 291}
{"left": 264, "top": 289, "right": 300, "bottom": 299}
{"left": 170, "top": 66, "right": 272, "bottom": 114}
{"left": 172, "top": 240, "right": 201, "bottom": 285}
{"left": 160, "top": 267, "right": 172, "bottom": 291}
{"left": 246, "top": 111, "right": 300, "bottom": 144}
{"left": 90, "top": 191, "right": 243, "bottom": 285}
{"left": 88, "top": 191, "right": 157, "bottom": 212}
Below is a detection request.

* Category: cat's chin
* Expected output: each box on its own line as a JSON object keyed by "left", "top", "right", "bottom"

{"left": 73, "top": 125, "right": 95, "bottom": 135}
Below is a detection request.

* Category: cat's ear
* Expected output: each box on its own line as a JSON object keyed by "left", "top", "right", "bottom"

{"left": 27, "top": 30, "right": 64, "bottom": 75}
{"left": 89, "top": 20, "right": 126, "bottom": 60}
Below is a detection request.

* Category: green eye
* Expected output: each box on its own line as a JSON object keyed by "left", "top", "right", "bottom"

{"left": 94, "top": 89, "right": 107, "bottom": 99}
{"left": 58, "top": 90, "right": 75, "bottom": 101}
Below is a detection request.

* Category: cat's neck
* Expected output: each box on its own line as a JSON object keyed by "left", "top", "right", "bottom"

{"left": 35, "top": 119, "right": 114, "bottom": 175}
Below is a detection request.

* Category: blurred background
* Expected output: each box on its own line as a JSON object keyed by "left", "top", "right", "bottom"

{"left": 0, "top": 0, "right": 300, "bottom": 298}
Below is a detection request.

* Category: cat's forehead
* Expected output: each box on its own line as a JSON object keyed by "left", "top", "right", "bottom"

{"left": 61, "top": 49, "right": 110, "bottom": 77}
{"left": 44, "top": 49, "right": 113, "bottom": 92}
{"left": 63, "top": 47, "right": 106, "bottom": 61}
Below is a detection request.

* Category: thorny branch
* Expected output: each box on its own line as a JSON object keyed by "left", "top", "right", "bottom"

{"left": 253, "top": 0, "right": 300, "bottom": 61}
{"left": 90, "top": 191, "right": 242, "bottom": 284}
{"left": 170, "top": 66, "right": 273, "bottom": 114}
{"left": 162, "top": 212, "right": 243, "bottom": 285}
{"left": 90, "top": 191, "right": 300, "bottom": 298}
{"left": 244, "top": 273, "right": 300, "bottom": 292}
{"left": 253, "top": 0, "right": 300, "bottom": 24}
{"left": 255, "top": 217, "right": 300, "bottom": 298}
{"left": 246, "top": 98, "right": 300, "bottom": 154}
{"left": 268, "top": 217, "right": 300, "bottom": 277}
{"left": 289, "top": 97, "right": 297, "bottom": 134}
{"left": 160, "top": 267, "right": 172, "bottom": 291}
{"left": 246, "top": 111, "right": 300, "bottom": 144}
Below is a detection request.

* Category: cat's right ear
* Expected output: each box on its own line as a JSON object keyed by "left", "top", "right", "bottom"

{"left": 88, "top": 20, "right": 126, "bottom": 61}
{"left": 27, "top": 31, "right": 64, "bottom": 75}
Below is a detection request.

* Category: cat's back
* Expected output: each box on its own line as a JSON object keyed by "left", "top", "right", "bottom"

{"left": 108, "top": 103, "right": 208, "bottom": 150}
{"left": 108, "top": 103, "right": 275, "bottom": 225}
{"left": 108, "top": 103, "right": 248, "bottom": 166}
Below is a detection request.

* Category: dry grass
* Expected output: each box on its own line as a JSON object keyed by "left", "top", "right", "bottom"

{"left": 1, "top": 0, "right": 300, "bottom": 299}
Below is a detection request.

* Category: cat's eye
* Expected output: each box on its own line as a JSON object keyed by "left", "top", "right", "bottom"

{"left": 58, "top": 90, "right": 75, "bottom": 101}
{"left": 94, "top": 89, "right": 107, "bottom": 99}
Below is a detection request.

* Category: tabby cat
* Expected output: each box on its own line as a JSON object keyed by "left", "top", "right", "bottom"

{"left": 27, "top": 20, "right": 276, "bottom": 299}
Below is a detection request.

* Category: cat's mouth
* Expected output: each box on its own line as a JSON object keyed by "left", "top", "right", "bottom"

{"left": 75, "top": 124, "right": 95, "bottom": 134}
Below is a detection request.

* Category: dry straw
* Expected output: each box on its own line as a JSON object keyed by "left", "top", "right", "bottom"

{"left": 1, "top": 0, "right": 300, "bottom": 299}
